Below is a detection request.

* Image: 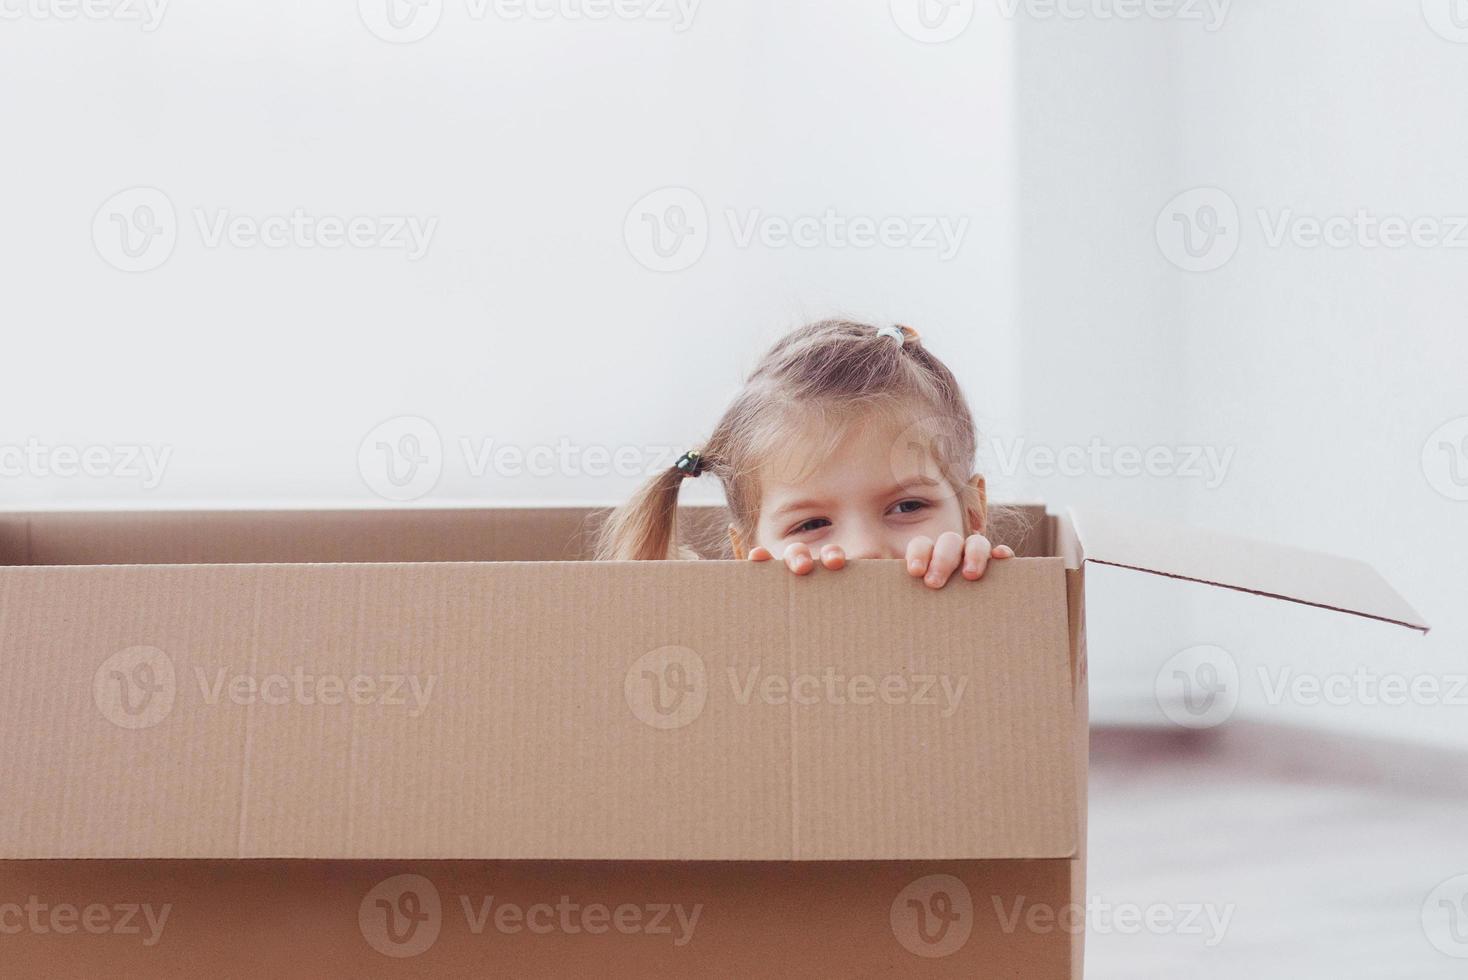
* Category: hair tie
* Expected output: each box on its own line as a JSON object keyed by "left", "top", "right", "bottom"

{"left": 878, "top": 324, "right": 920, "bottom": 347}
{"left": 675, "top": 450, "right": 706, "bottom": 478}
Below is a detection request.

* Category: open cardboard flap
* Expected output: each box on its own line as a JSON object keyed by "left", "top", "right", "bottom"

{"left": 1068, "top": 507, "right": 1429, "bottom": 633}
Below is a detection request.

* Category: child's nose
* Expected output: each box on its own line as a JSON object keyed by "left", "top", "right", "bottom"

{"left": 841, "top": 537, "right": 891, "bottom": 561}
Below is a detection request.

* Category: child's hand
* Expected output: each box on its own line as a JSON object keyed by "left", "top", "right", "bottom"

{"left": 746, "top": 532, "right": 1014, "bottom": 588}
{"left": 907, "top": 533, "right": 1014, "bottom": 589}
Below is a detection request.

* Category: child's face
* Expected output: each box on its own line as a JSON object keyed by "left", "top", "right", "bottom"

{"left": 749, "top": 414, "right": 974, "bottom": 560}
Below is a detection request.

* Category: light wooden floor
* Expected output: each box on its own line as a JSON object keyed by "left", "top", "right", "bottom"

{"left": 1087, "top": 724, "right": 1468, "bottom": 979}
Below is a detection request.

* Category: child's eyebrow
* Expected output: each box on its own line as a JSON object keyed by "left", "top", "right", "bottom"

{"left": 770, "top": 498, "right": 827, "bottom": 520}
{"left": 883, "top": 475, "right": 943, "bottom": 496}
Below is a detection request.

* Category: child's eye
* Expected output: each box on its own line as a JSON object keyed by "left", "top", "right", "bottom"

{"left": 890, "top": 499, "right": 930, "bottom": 516}
{"left": 788, "top": 517, "right": 831, "bottom": 535}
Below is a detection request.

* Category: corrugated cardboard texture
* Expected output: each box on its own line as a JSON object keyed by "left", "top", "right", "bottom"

{"left": 1066, "top": 567, "right": 1089, "bottom": 979}
{"left": 0, "top": 858, "right": 1077, "bottom": 979}
{"left": 1070, "top": 507, "right": 1429, "bottom": 632}
{"left": 0, "top": 559, "right": 1078, "bottom": 862}
{"left": 0, "top": 503, "right": 1052, "bottom": 567}
{"left": 3, "top": 507, "right": 622, "bottom": 566}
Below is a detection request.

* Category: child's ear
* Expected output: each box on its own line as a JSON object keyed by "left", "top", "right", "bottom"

{"left": 965, "top": 474, "right": 988, "bottom": 536}
{"left": 727, "top": 523, "right": 748, "bottom": 560}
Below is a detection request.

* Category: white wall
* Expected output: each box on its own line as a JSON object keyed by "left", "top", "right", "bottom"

{"left": 1010, "top": 0, "right": 1468, "bottom": 749}
{"left": 0, "top": 0, "right": 1019, "bottom": 511}
{"left": 1011, "top": 13, "right": 1194, "bottom": 720}
{"left": 1170, "top": 0, "right": 1468, "bottom": 749}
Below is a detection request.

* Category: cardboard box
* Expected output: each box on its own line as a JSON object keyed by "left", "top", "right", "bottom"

{"left": 0, "top": 505, "right": 1426, "bottom": 978}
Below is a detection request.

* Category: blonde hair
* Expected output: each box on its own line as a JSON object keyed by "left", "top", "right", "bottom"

{"left": 594, "top": 319, "right": 985, "bottom": 561}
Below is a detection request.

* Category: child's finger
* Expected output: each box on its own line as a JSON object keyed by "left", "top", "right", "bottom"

{"left": 782, "top": 542, "right": 816, "bottom": 575}
{"left": 962, "top": 534, "right": 993, "bottom": 580}
{"left": 925, "top": 531, "right": 964, "bottom": 588}
{"left": 905, "top": 536, "right": 935, "bottom": 578}
{"left": 748, "top": 546, "right": 773, "bottom": 562}
{"left": 819, "top": 545, "right": 846, "bottom": 570}
{"left": 991, "top": 545, "right": 1015, "bottom": 559}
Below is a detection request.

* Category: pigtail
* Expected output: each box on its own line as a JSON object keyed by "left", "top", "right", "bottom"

{"left": 594, "top": 463, "right": 692, "bottom": 561}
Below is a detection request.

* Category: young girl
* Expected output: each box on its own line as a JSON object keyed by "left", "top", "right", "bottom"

{"left": 595, "top": 319, "right": 1014, "bottom": 588}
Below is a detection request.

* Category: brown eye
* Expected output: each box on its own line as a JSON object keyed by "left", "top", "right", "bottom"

{"left": 892, "top": 499, "right": 929, "bottom": 515}
{"left": 790, "top": 517, "right": 831, "bottom": 535}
